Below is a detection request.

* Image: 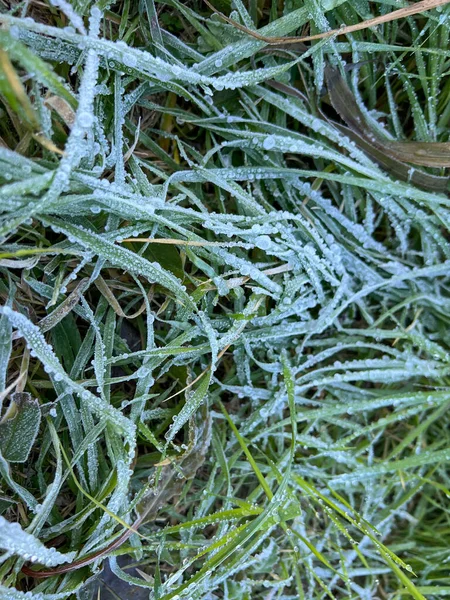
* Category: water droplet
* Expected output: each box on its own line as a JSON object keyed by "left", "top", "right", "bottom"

{"left": 263, "top": 135, "right": 276, "bottom": 151}
{"left": 78, "top": 112, "right": 94, "bottom": 128}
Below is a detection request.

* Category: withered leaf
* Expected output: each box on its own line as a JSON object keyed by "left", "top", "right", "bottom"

{"left": 44, "top": 94, "right": 76, "bottom": 129}
{"left": 384, "top": 141, "right": 450, "bottom": 168}
{"left": 324, "top": 65, "right": 449, "bottom": 191}
{"left": 38, "top": 278, "right": 90, "bottom": 333}
{"left": 332, "top": 122, "right": 449, "bottom": 194}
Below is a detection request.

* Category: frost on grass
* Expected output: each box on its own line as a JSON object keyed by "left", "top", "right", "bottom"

{"left": 0, "top": 516, "right": 76, "bottom": 566}
{"left": 0, "top": 393, "right": 41, "bottom": 463}
{"left": 0, "top": 1, "right": 449, "bottom": 600}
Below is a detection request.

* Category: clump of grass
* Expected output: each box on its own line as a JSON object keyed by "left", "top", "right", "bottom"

{"left": 0, "top": 1, "right": 449, "bottom": 599}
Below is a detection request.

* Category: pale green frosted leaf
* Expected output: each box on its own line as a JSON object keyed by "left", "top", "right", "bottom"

{"left": 0, "top": 584, "right": 83, "bottom": 599}
{"left": 0, "top": 300, "right": 13, "bottom": 396}
{"left": 0, "top": 452, "right": 38, "bottom": 511}
{"left": 164, "top": 371, "right": 212, "bottom": 445}
{"left": 0, "top": 393, "right": 41, "bottom": 463}
{"left": 0, "top": 515, "right": 75, "bottom": 565}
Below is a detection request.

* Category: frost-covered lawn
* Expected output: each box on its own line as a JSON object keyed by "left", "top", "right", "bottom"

{"left": 0, "top": 1, "right": 450, "bottom": 599}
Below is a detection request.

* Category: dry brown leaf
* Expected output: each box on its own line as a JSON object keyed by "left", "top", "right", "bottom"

{"left": 44, "top": 94, "right": 76, "bottom": 129}
{"left": 384, "top": 141, "right": 450, "bottom": 168}
{"left": 94, "top": 275, "right": 149, "bottom": 319}
{"left": 38, "top": 278, "right": 90, "bottom": 332}
{"left": 324, "top": 66, "right": 449, "bottom": 190}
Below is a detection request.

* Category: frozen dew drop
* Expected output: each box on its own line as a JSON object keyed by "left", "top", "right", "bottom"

{"left": 255, "top": 235, "right": 271, "bottom": 250}
{"left": 123, "top": 53, "right": 137, "bottom": 68}
{"left": 263, "top": 135, "right": 276, "bottom": 151}
{"left": 78, "top": 112, "right": 94, "bottom": 128}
